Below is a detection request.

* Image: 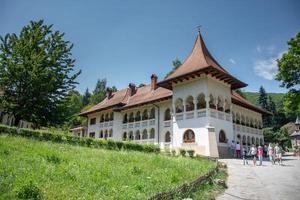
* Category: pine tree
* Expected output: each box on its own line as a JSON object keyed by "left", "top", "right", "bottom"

{"left": 165, "top": 58, "right": 182, "bottom": 78}
{"left": 82, "top": 88, "right": 91, "bottom": 106}
{"left": 91, "top": 79, "right": 107, "bottom": 104}
{"left": 258, "top": 86, "right": 269, "bottom": 110}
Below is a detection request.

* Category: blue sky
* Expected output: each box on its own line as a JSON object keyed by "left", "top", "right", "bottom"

{"left": 1, "top": 0, "right": 300, "bottom": 94}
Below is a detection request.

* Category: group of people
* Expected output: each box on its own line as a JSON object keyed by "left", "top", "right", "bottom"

{"left": 227, "top": 140, "right": 284, "bottom": 166}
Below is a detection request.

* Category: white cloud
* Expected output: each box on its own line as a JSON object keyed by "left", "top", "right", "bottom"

{"left": 254, "top": 52, "right": 284, "bottom": 80}
{"left": 256, "top": 46, "right": 262, "bottom": 53}
{"left": 229, "top": 58, "right": 236, "bottom": 64}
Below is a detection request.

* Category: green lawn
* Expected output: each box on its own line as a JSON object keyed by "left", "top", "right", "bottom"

{"left": 0, "top": 135, "right": 216, "bottom": 200}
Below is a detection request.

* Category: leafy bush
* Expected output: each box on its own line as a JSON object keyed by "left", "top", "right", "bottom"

{"left": 187, "top": 149, "right": 195, "bottom": 158}
{"left": 0, "top": 124, "right": 160, "bottom": 154}
{"left": 179, "top": 149, "right": 186, "bottom": 157}
{"left": 16, "top": 181, "right": 43, "bottom": 200}
{"left": 172, "top": 149, "right": 176, "bottom": 156}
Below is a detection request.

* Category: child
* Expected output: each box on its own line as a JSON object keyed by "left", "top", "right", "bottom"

{"left": 257, "top": 145, "right": 263, "bottom": 166}
{"left": 242, "top": 146, "right": 248, "bottom": 165}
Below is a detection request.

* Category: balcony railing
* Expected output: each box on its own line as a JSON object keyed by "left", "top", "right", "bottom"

{"left": 149, "top": 119, "right": 155, "bottom": 126}
{"left": 164, "top": 121, "right": 171, "bottom": 127}
{"left": 197, "top": 109, "right": 206, "bottom": 118}
{"left": 185, "top": 111, "right": 194, "bottom": 119}
{"left": 176, "top": 113, "right": 183, "bottom": 120}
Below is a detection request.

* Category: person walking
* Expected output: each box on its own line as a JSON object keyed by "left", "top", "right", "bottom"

{"left": 250, "top": 144, "right": 257, "bottom": 166}
{"left": 274, "top": 143, "right": 283, "bottom": 165}
{"left": 258, "top": 145, "right": 263, "bottom": 166}
{"left": 263, "top": 144, "right": 268, "bottom": 157}
{"left": 268, "top": 143, "right": 275, "bottom": 165}
{"left": 242, "top": 146, "right": 248, "bottom": 165}
{"left": 236, "top": 142, "right": 241, "bottom": 158}
{"left": 230, "top": 140, "right": 236, "bottom": 158}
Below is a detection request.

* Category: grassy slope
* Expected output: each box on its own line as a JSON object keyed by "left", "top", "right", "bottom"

{"left": 244, "top": 92, "right": 284, "bottom": 107}
{"left": 0, "top": 135, "right": 215, "bottom": 200}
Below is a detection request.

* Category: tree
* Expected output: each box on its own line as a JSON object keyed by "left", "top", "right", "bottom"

{"left": 82, "top": 88, "right": 91, "bottom": 107}
{"left": 276, "top": 32, "right": 300, "bottom": 117}
{"left": 91, "top": 79, "right": 107, "bottom": 105}
{"left": 0, "top": 20, "right": 81, "bottom": 127}
{"left": 165, "top": 58, "right": 182, "bottom": 78}
{"left": 258, "top": 86, "right": 268, "bottom": 110}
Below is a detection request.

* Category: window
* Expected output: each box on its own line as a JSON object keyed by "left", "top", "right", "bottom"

{"left": 90, "top": 118, "right": 96, "bottom": 125}
{"left": 251, "top": 137, "right": 255, "bottom": 144}
{"left": 100, "top": 114, "right": 104, "bottom": 123}
{"left": 142, "top": 109, "right": 148, "bottom": 120}
{"left": 150, "top": 128, "right": 155, "bottom": 139}
{"left": 100, "top": 130, "right": 103, "bottom": 138}
{"left": 209, "top": 94, "right": 215, "bottom": 109}
{"left": 185, "top": 96, "right": 194, "bottom": 111}
{"left": 104, "top": 130, "right": 108, "bottom": 139}
{"left": 129, "top": 131, "right": 134, "bottom": 140}
{"left": 164, "top": 108, "right": 171, "bottom": 121}
{"left": 135, "top": 111, "right": 141, "bottom": 121}
{"left": 150, "top": 108, "right": 155, "bottom": 119}
{"left": 109, "top": 129, "right": 113, "bottom": 137}
{"left": 89, "top": 132, "right": 95, "bottom": 138}
{"left": 219, "top": 130, "right": 226, "bottom": 143}
{"left": 129, "top": 112, "right": 134, "bottom": 122}
{"left": 110, "top": 112, "right": 114, "bottom": 121}
{"left": 217, "top": 96, "right": 223, "bottom": 111}
{"left": 197, "top": 93, "right": 206, "bottom": 109}
{"left": 224, "top": 99, "right": 230, "bottom": 113}
{"left": 165, "top": 131, "right": 171, "bottom": 143}
{"left": 135, "top": 130, "right": 140, "bottom": 140}
{"left": 142, "top": 129, "right": 148, "bottom": 140}
{"left": 242, "top": 135, "right": 246, "bottom": 145}
{"left": 183, "top": 129, "right": 195, "bottom": 143}
{"left": 175, "top": 98, "right": 183, "bottom": 113}
{"left": 247, "top": 136, "right": 251, "bottom": 145}
{"left": 123, "top": 132, "right": 127, "bottom": 141}
{"left": 123, "top": 114, "right": 128, "bottom": 123}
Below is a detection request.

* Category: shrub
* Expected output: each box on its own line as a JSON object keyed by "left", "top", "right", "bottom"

{"left": 179, "top": 149, "right": 186, "bottom": 157}
{"left": 171, "top": 149, "right": 176, "bottom": 156}
{"left": 187, "top": 149, "right": 195, "bottom": 158}
{"left": 0, "top": 124, "right": 18, "bottom": 135}
{"left": 16, "top": 181, "right": 43, "bottom": 200}
{"left": 143, "top": 144, "right": 160, "bottom": 153}
{"left": 107, "top": 139, "right": 117, "bottom": 150}
{"left": 115, "top": 141, "right": 124, "bottom": 150}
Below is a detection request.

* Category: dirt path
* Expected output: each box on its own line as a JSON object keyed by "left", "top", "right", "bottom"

{"left": 217, "top": 154, "right": 300, "bottom": 200}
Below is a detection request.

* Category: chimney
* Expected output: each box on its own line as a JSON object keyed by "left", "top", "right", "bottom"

{"left": 151, "top": 74, "right": 158, "bottom": 91}
{"left": 128, "top": 83, "right": 137, "bottom": 96}
{"left": 106, "top": 87, "right": 113, "bottom": 99}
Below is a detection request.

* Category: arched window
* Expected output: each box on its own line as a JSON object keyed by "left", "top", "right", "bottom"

{"left": 142, "top": 109, "right": 148, "bottom": 120}
{"left": 105, "top": 113, "right": 109, "bottom": 122}
{"left": 150, "top": 128, "right": 155, "bottom": 139}
{"left": 165, "top": 131, "right": 171, "bottom": 143}
{"left": 247, "top": 136, "right": 251, "bottom": 145}
{"left": 185, "top": 96, "right": 194, "bottom": 111}
{"left": 135, "top": 130, "right": 140, "bottom": 140}
{"left": 135, "top": 111, "right": 141, "bottom": 121}
{"left": 219, "top": 130, "right": 226, "bottom": 143}
{"left": 150, "top": 108, "right": 155, "bottom": 119}
{"left": 129, "top": 112, "right": 134, "bottom": 122}
{"left": 224, "top": 99, "right": 230, "bottom": 113}
{"left": 175, "top": 98, "right": 183, "bottom": 113}
{"left": 197, "top": 93, "right": 206, "bottom": 109}
{"left": 232, "top": 112, "right": 236, "bottom": 123}
{"left": 260, "top": 138, "right": 263, "bottom": 145}
{"left": 104, "top": 130, "right": 108, "bottom": 139}
{"left": 123, "top": 132, "right": 127, "bottom": 141}
{"left": 100, "top": 114, "right": 104, "bottom": 123}
{"left": 241, "top": 115, "right": 245, "bottom": 126}
{"left": 123, "top": 114, "right": 128, "bottom": 123}
{"left": 237, "top": 134, "right": 241, "bottom": 141}
{"left": 109, "top": 112, "right": 114, "bottom": 121}
{"left": 236, "top": 113, "right": 240, "bottom": 124}
{"left": 129, "top": 131, "right": 134, "bottom": 140}
{"left": 256, "top": 138, "right": 259, "bottom": 145}
{"left": 217, "top": 96, "right": 223, "bottom": 111}
{"left": 142, "top": 129, "right": 148, "bottom": 140}
{"left": 109, "top": 129, "right": 113, "bottom": 137}
{"left": 164, "top": 108, "right": 171, "bottom": 121}
{"left": 100, "top": 130, "right": 103, "bottom": 138}
{"left": 209, "top": 94, "right": 215, "bottom": 109}
{"left": 251, "top": 137, "right": 255, "bottom": 145}
{"left": 242, "top": 135, "right": 246, "bottom": 145}
{"left": 183, "top": 129, "right": 195, "bottom": 143}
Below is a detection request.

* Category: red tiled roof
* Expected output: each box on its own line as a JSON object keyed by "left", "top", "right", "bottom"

{"left": 158, "top": 32, "right": 247, "bottom": 89}
{"left": 79, "top": 88, "right": 130, "bottom": 116}
{"left": 79, "top": 85, "right": 172, "bottom": 116}
{"left": 231, "top": 91, "right": 272, "bottom": 115}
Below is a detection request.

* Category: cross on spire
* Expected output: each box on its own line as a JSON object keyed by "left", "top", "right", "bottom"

{"left": 196, "top": 25, "right": 202, "bottom": 33}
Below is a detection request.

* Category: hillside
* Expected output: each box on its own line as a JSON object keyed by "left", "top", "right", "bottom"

{"left": 244, "top": 92, "right": 285, "bottom": 107}
{"left": 0, "top": 135, "right": 216, "bottom": 200}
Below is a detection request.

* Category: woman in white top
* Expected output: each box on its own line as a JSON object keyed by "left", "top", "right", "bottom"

{"left": 250, "top": 144, "right": 257, "bottom": 166}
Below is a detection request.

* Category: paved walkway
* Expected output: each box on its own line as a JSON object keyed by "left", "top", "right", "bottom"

{"left": 217, "top": 154, "right": 300, "bottom": 200}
